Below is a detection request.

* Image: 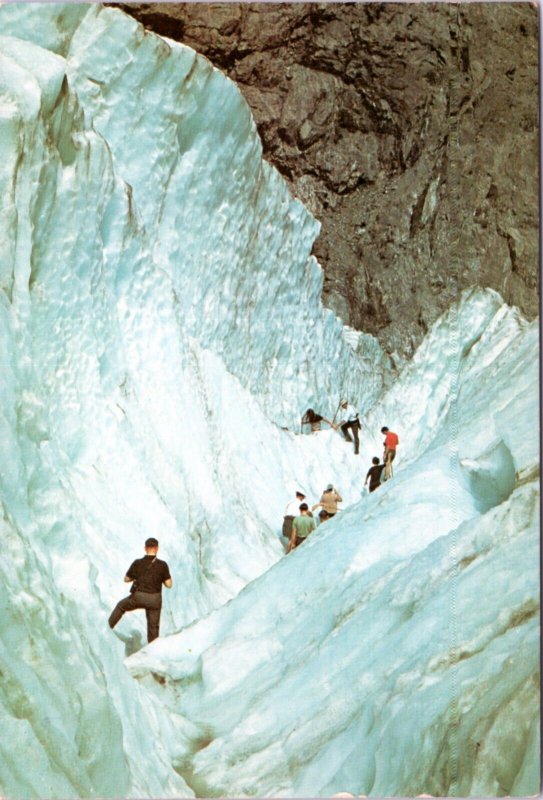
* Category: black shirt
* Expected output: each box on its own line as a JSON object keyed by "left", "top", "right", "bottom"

{"left": 127, "top": 556, "right": 171, "bottom": 594}
{"left": 302, "top": 411, "right": 323, "bottom": 424}
{"left": 366, "top": 464, "right": 384, "bottom": 488}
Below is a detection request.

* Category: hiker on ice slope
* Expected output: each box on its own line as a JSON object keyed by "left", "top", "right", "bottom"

{"left": 108, "top": 537, "right": 172, "bottom": 644}
{"left": 338, "top": 400, "right": 361, "bottom": 454}
{"left": 365, "top": 456, "right": 385, "bottom": 493}
{"left": 283, "top": 489, "right": 306, "bottom": 541}
{"left": 312, "top": 484, "right": 343, "bottom": 519}
{"left": 302, "top": 408, "right": 338, "bottom": 433}
{"left": 287, "top": 503, "right": 316, "bottom": 552}
{"left": 381, "top": 426, "right": 399, "bottom": 480}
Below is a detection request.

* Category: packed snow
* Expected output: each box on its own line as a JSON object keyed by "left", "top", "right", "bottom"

{"left": 0, "top": 4, "right": 538, "bottom": 799}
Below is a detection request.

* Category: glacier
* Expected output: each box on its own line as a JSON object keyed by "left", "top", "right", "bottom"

{"left": 0, "top": 4, "right": 539, "bottom": 799}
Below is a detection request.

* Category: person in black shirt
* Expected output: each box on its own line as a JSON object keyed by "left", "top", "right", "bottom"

{"left": 301, "top": 408, "right": 338, "bottom": 433}
{"left": 365, "top": 457, "right": 385, "bottom": 493}
{"left": 108, "top": 537, "right": 172, "bottom": 643}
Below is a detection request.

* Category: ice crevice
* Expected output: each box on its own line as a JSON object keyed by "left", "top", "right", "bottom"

{"left": 0, "top": 5, "right": 539, "bottom": 799}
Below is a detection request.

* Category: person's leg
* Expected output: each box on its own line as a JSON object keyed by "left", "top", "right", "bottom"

{"left": 141, "top": 593, "right": 162, "bottom": 642}
{"left": 108, "top": 594, "right": 139, "bottom": 629}
{"left": 341, "top": 422, "right": 353, "bottom": 442}
{"left": 385, "top": 451, "right": 393, "bottom": 479}
{"left": 352, "top": 423, "right": 360, "bottom": 454}
{"left": 389, "top": 450, "right": 396, "bottom": 477}
{"left": 145, "top": 607, "right": 162, "bottom": 642}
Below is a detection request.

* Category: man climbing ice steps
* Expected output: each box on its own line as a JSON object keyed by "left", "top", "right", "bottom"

{"left": 109, "top": 537, "right": 172, "bottom": 643}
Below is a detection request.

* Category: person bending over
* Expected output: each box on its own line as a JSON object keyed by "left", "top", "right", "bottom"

{"left": 302, "top": 408, "right": 338, "bottom": 433}
{"left": 312, "top": 484, "right": 343, "bottom": 518}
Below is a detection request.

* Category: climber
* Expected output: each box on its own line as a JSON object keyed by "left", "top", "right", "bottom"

{"left": 287, "top": 503, "right": 316, "bottom": 552}
{"left": 301, "top": 408, "right": 338, "bottom": 433}
{"left": 381, "top": 426, "right": 399, "bottom": 480}
{"left": 108, "top": 537, "right": 172, "bottom": 644}
{"left": 364, "top": 456, "right": 385, "bottom": 493}
{"left": 312, "top": 484, "right": 343, "bottom": 519}
{"left": 338, "top": 400, "right": 361, "bottom": 454}
{"left": 282, "top": 489, "right": 306, "bottom": 541}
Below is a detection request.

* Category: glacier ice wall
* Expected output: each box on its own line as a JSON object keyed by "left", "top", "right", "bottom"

{"left": 0, "top": 3, "right": 391, "bottom": 623}
{"left": 0, "top": 5, "right": 389, "bottom": 797}
{"left": 130, "top": 294, "right": 540, "bottom": 798}
{"left": 0, "top": 4, "right": 539, "bottom": 799}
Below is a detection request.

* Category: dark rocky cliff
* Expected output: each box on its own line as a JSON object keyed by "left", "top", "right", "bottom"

{"left": 115, "top": 2, "right": 539, "bottom": 358}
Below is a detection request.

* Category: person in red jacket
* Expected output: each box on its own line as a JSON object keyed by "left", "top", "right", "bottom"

{"left": 381, "top": 426, "right": 399, "bottom": 480}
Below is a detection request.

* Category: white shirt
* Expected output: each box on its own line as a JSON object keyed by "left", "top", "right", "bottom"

{"left": 284, "top": 498, "right": 303, "bottom": 517}
{"left": 341, "top": 403, "right": 358, "bottom": 423}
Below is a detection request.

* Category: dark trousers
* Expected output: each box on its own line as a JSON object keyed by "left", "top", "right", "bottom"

{"left": 291, "top": 536, "right": 307, "bottom": 550}
{"left": 341, "top": 420, "right": 360, "bottom": 454}
{"left": 109, "top": 591, "right": 162, "bottom": 643}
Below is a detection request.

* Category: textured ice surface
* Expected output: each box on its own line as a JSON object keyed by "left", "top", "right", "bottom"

{"left": 129, "top": 297, "right": 539, "bottom": 797}
{"left": 0, "top": 4, "right": 539, "bottom": 799}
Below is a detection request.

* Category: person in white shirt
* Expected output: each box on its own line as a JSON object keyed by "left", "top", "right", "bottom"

{"left": 282, "top": 490, "right": 306, "bottom": 540}
{"left": 339, "top": 400, "right": 361, "bottom": 454}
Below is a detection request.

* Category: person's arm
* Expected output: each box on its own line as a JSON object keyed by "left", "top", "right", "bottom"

{"left": 322, "top": 417, "right": 338, "bottom": 430}
{"left": 124, "top": 561, "right": 137, "bottom": 583}
{"left": 311, "top": 502, "right": 321, "bottom": 511}
{"left": 364, "top": 470, "right": 371, "bottom": 486}
{"left": 335, "top": 492, "right": 343, "bottom": 503}
{"left": 163, "top": 564, "right": 173, "bottom": 589}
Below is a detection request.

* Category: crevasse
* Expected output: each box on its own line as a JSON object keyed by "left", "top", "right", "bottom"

{"left": 0, "top": 5, "right": 538, "bottom": 800}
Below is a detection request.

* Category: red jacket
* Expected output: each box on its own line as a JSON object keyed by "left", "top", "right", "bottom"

{"left": 384, "top": 431, "right": 399, "bottom": 450}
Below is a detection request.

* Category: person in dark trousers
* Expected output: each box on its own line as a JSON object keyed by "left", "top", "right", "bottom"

{"left": 283, "top": 490, "right": 306, "bottom": 540}
{"left": 339, "top": 400, "right": 361, "bottom": 454}
{"left": 108, "top": 537, "right": 172, "bottom": 643}
{"left": 381, "top": 426, "right": 399, "bottom": 480}
{"left": 287, "top": 503, "right": 316, "bottom": 552}
{"left": 302, "top": 408, "right": 338, "bottom": 433}
{"left": 365, "top": 457, "right": 385, "bottom": 493}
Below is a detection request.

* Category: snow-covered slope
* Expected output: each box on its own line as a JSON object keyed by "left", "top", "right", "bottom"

{"left": 0, "top": 4, "right": 538, "bottom": 799}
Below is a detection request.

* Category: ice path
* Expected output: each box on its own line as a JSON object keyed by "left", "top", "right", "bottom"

{"left": 0, "top": 5, "right": 539, "bottom": 799}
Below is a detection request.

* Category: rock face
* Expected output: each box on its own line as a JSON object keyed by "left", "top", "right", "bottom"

{"left": 115, "top": 2, "right": 539, "bottom": 358}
